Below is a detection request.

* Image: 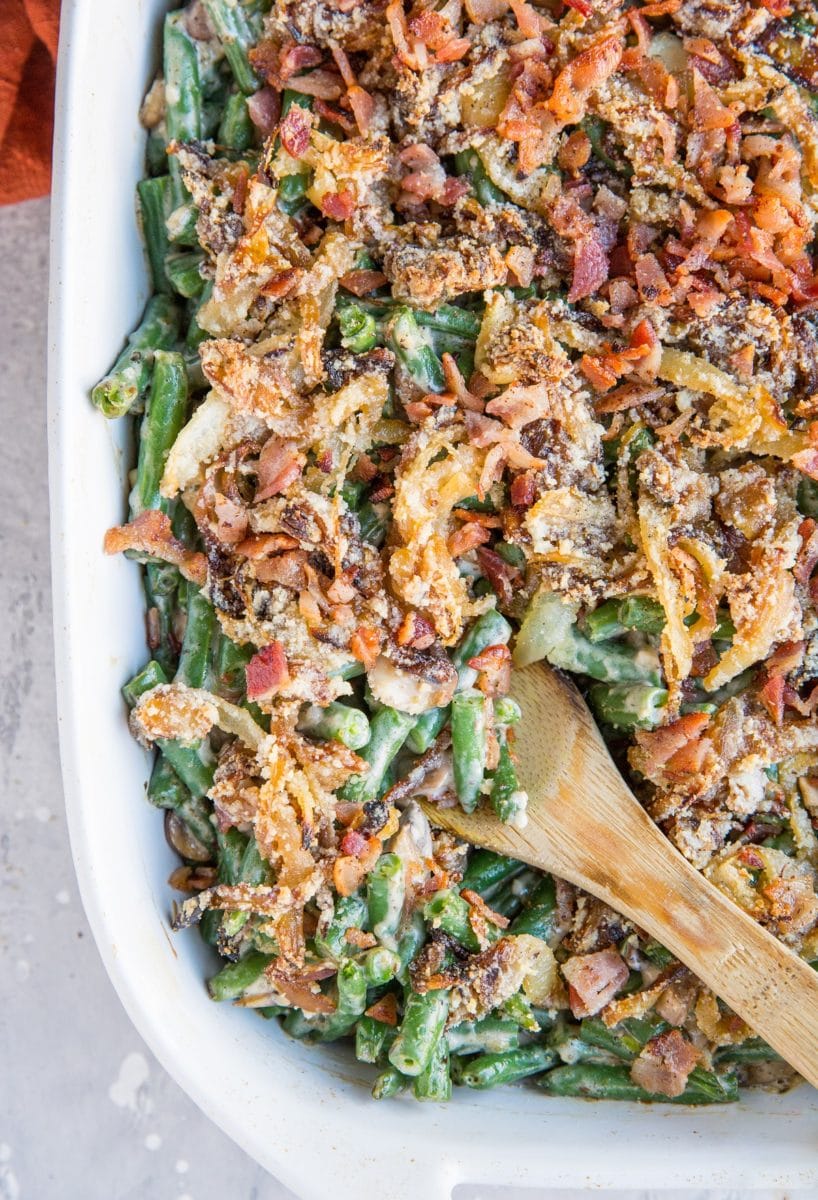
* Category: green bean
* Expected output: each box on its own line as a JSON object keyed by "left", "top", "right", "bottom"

{"left": 356, "top": 1015, "right": 397, "bottom": 1064}
{"left": 339, "top": 708, "right": 416, "bottom": 803}
{"left": 314, "top": 961, "right": 368, "bottom": 1041}
{"left": 164, "top": 11, "right": 203, "bottom": 212}
{"left": 413, "top": 1037, "right": 452, "bottom": 1101}
{"left": 509, "top": 875, "right": 559, "bottom": 943}
{"left": 217, "top": 90, "right": 255, "bottom": 149}
{"left": 499, "top": 991, "right": 539, "bottom": 1032}
{"left": 202, "top": 0, "right": 262, "bottom": 93}
{"left": 160, "top": 741, "right": 215, "bottom": 798}
{"left": 147, "top": 754, "right": 187, "bottom": 810}
{"left": 314, "top": 895, "right": 369, "bottom": 960}
{"left": 493, "top": 696, "right": 522, "bottom": 725}
{"left": 298, "top": 700, "right": 371, "bottom": 751}
{"left": 715, "top": 1038, "right": 782, "bottom": 1065}
{"left": 212, "top": 633, "right": 252, "bottom": 701}
{"left": 122, "top": 659, "right": 169, "bottom": 707}
{"left": 453, "top": 148, "right": 507, "bottom": 206}
{"left": 446, "top": 1017, "right": 520, "bottom": 1055}
{"left": 372, "top": 1065, "right": 406, "bottom": 1099}
{"left": 176, "top": 585, "right": 216, "bottom": 688}
{"left": 92, "top": 294, "right": 180, "bottom": 417}
{"left": 386, "top": 307, "right": 445, "bottom": 393}
{"left": 129, "top": 350, "right": 189, "bottom": 516}
{"left": 460, "top": 849, "right": 524, "bottom": 899}
{"left": 407, "top": 609, "right": 512, "bottom": 754}
{"left": 579, "top": 1017, "right": 666, "bottom": 1062}
{"left": 458, "top": 1045, "right": 556, "bottom": 1090}
{"left": 588, "top": 682, "right": 668, "bottom": 731}
{"left": 396, "top": 912, "right": 426, "bottom": 984}
{"left": 221, "top": 836, "right": 268, "bottom": 938}
{"left": 641, "top": 939, "right": 675, "bottom": 968}
{"left": 144, "top": 561, "right": 182, "bottom": 677}
{"left": 357, "top": 501, "right": 390, "bottom": 547}
{"left": 452, "top": 688, "right": 488, "bottom": 812}
{"left": 339, "top": 304, "right": 379, "bottom": 353}
{"left": 540, "top": 1063, "right": 738, "bottom": 1103}
{"left": 389, "top": 989, "right": 450, "bottom": 1076}
{"left": 136, "top": 176, "right": 174, "bottom": 295}
{"left": 424, "top": 889, "right": 481, "bottom": 952}
{"left": 362, "top": 946, "right": 402, "bottom": 986}
{"left": 367, "top": 854, "right": 406, "bottom": 949}
{"left": 515, "top": 590, "right": 661, "bottom": 684}
{"left": 208, "top": 950, "right": 271, "bottom": 1001}
{"left": 165, "top": 250, "right": 205, "bottom": 299}
{"left": 488, "top": 868, "right": 540, "bottom": 919}
{"left": 490, "top": 729, "right": 527, "bottom": 825}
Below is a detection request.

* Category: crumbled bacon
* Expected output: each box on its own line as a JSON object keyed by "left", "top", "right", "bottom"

{"left": 320, "top": 189, "right": 356, "bottom": 220}
{"left": 630, "top": 1029, "right": 700, "bottom": 1098}
{"left": 467, "top": 643, "right": 512, "bottom": 696}
{"left": 246, "top": 87, "right": 281, "bottom": 134}
{"left": 256, "top": 436, "right": 303, "bottom": 500}
{"left": 562, "top": 948, "right": 629, "bottom": 1018}
{"left": 476, "top": 546, "right": 521, "bottom": 607}
{"left": 339, "top": 269, "right": 387, "bottom": 295}
{"left": 279, "top": 106, "right": 311, "bottom": 157}
{"left": 246, "top": 642, "right": 290, "bottom": 701}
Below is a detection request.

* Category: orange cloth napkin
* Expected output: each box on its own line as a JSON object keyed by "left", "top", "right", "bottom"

{"left": 0, "top": 0, "right": 59, "bottom": 204}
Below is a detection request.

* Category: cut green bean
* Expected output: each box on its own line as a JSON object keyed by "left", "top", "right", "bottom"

{"left": 459, "top": 1045, "right": 557, "bottom": 1089}
{"left": 92, "top": 294, "right": 180, "bottom": 417}
{"left": 451, "top": 688, "right": 488, "bottom": 812}
{"left": 166, "top": 250, "right": 205, "bottom": 299}
{"left": 298, "top": 701, "right": 371, "bottom": 751}
{"left": 446, "top": 1017, "right": 520, "bottom": 1055}
{"left": 413, "top": 1037, "right": 452, "bottom": 1101}
{"left": 367, "top": 854, "right": 406, "bottom": 949}
{"left": 202, "top": 0, "right": 262, "bottom": 94}
{"left": 588, "top": 682, "right": 668, "bottom": 731}
{"left": 386, "top": 308, "right": 445, "bottom": 393}
{"left": 314, "top": 961, "right": 368, "bottom": 1041}
{"left": 389, "top": 989, "right": 450, "bottom": 1077}
{"left": 339, "top": 708, "right": 416, "bottom": 803}
{"left": 509, "top": 875, "right": 558, "bottom": 943}
{"left": 540, "top": 1063, "right": 738, "bottom": 1103}
{"left": 164, "top": 11, "right": 203, "bottom": 212}
{"left": 362, "top": 946, "right": 402, "bottom": 986}
{"left": 453, "top": 148, "right": 507, "bottom": 206}
{"left": 129, "top": 350, "right": 189, "bottom": 515}
{"left": 424, "top": 889, "right": 481, "bottom": 952}
{"left": 460, "top": 849, "right": 524, "bottom": 898}
{"left": 314, "top": 895, "right": 369, "bottom": 960}
{"left": 137, "top": 176, "right": 174, "bottom": 295}
{"left": 208, "top": 950, "right": 271, "bottom": 1001}
{"left": 356, "top": 1015, "right": 397, "bottom": 1064}
{"left": 218, "top": 89, "right": 255, "bottom": 149}
{"left": 490, "top": 729, "right": 527, "bottom": 825}
{"left": 372, "top": 1065, "right": 405, "bottom": 1099}
{"left": 340, "top": 304, "right": 379, "bottom": 353}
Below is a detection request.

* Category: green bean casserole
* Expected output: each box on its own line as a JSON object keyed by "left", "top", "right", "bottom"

{"left": 96, "top": 0, "right": 818, "bottom": 1103}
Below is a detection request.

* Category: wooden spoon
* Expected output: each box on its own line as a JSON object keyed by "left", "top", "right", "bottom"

{"left": 421, "top": 661, "right": 818, "bottom": 1088}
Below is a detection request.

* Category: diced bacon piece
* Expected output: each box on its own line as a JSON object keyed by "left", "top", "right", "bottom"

{"left": 254, "top": 550, "right": 308, "bottom": 590}
{"left": 630, "top": 1029, "right": 700, "bottom": 1098}
{"left": 562, "top": 949, "right": 629, "bottom": 1018}
{"left": 256, "top": 436, "right": 303, "bottom": 500}
{"left": 104, "top": 510, "right": 207, "bottom": 585}
{"left": 365, "top": 992, "right": 399, "bottom": 1025}
{"left": 348, "top": 85, "right": 375, "bottom": 135}
{"left": 692, "top": 68, "right": 735, "bottom": 131}
{"left": 510, "top": 473, "right": 537, "bottom": 508}
{"left": 339, "top": 269, "right": 388, "bottom": 296}
{"left": 320, "top": 189, "right": 356, "bottom": 220}
{"left": 792, "top": 450, "right": 818, "bottom": 482}
{"left": 564, "top": 0, "right": 592, "bottom": 15}
{"left": 634, "top": 713, "right": 710, "bottom": 774}
{"left": 279, "top": 44, "right": 323, "bottom": 79}
{"left": 286, "top": 69, "right": 344, "bottom": 100}
{"left": 279, "top": 105, "right": 311, "bottom": 157}
{"left": 476, "top": 546, "right": 520, "bottom": 607}
{"left": 568, "top": 235, "right": 609, "bottom": 302}
{"left": 634, "top": 253, "right": 673, "bottom": 305}
{"left": 468, "top": 643, "right": 512, "bottom": 696}
{"left": 758, "top": 673, "right": 785, "bottom": 725}
{"left": 548, "top": 36, "right": 623, "bottom": 125}
{"left": 448, "top": 523, "right": 491, "bottom": 557}
{"left": 245, "top": 641, "right": 290, "bottom": 701}
{"left": 350, "top": 624, "right": 382, "bottom": 669}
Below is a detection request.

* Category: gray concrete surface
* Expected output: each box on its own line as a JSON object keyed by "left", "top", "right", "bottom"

{"left": 0, "top": 197, "right": 808, "bottom": 1200}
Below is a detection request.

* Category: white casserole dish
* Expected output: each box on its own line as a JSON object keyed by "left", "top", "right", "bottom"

{"left": 48, "top": 2, "right": 818, "bottom": 1194}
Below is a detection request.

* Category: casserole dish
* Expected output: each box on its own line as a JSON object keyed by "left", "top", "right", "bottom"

{"left": 48, "top": 0, "right": 818, "bottom": 1193}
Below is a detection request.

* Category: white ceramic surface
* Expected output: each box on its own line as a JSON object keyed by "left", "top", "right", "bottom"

{"left": 48, "top": 2, "right": 818, "bottom": 1194}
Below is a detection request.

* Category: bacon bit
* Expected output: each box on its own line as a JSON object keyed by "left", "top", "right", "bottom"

{"left": 339, "top": 269, "right": 387, "bottom": 296}
{"left": 365, "top": 992, "right": 399, "bottom": 1025}
{"left": 510, "top": 472, "right": 537, "bottom": 509}
{"left": 468, "top": 643, "right": 512, "bottom": 696}
{"left": 509, "top": 0, "right": 543, "bottom": 38}
{"left": 368, "top": 475, "right": 395, "bottom": 503}
{"left": 569, "top": 235, "right": 610, "bottom": 302}
{"left": 639, "top": 0, "right": 681, "bottom": 11}
{"left": 396, "top": 611, "right": 437, "bottom": 650}
{"left": 340, "top": 829, "right": 366, "bottom": 856}
{"left": 634, "top": 253, "right": 673, "bottom": 305}
{"left": 564, "top": 0, "right": 592, "bottom": 15}
{"left": 351, "top": 624, "right": 382, "bottom": 669}
{"left": 279, "top": 44, "right": 323, "bottom": 79}
{"left": 320, "top": 189, "right": 356, "bottom": 221}
{"left": 462, "top": 888, "right": 510, "bottom": 929}
{"left": 246, "top": 87, "right": 281, "bottom": 135}
{"left": 728, "top": 344, "right": 755, "bottom": 381}
{"left": 333, "top": 855, "right": 367, "bottom": 896}
{"left": 665, "top": 735, "right": 710, "bottom": 776}
{"left": 447, "top": 522, "right": 491, "bottom": 557}
{"left": 635, "top": 712, "right": 710, "bottom": 773}
{"left": 314, "top": 98, "right": 356, "bottom": 133}
{"left": 260, "top": 268, "right": 300, "bottom": 299}
{"left": 476, "top": 546, "right": 520, "bottom": 607}
{"left": 757, "top": 0, "right": 791, "bottom": 13}
{"left": 246, "top": 641, "right": 290, "bottom": 701}
{"left": 563, "top": 948, "right": 629, "bottom": 1018}
{"left": 581, "top": 354, "right": 618, "bottom": 392}
{"left": 435, "top": 37, "right": 470, "bottom": 62}
{"left": 548, "top": 36, "right": 623, "bottom": 126}
{"left": 255, "top": 550, "right": 308, "bottom": 590}
{"left": 256, "top": 436, "right": 303, "bottom": 500}
{"left": 758, "top": 673, "right": 785, "bottom": 724}
{"left": 767, "top": 639, "right": 806, "bottom": 677}
{"left": 345, "top": 927, "right": 378, "bottom": 949}
{"left": 442, "top": 176, "right": 470, "bottom": 205}
{"left": 793, "top": 450, "right": 818, "bottom": 482}
{"left": 630, "top": 1029, "right": 700, "bottom": 1098}
{"left": 279, "top": 106, "right": 311, "bottom": 157}
{"left": 316, "top": 449, "right": 334, "bottom": 474}
{"left": 465, "top": 0, "right": 510, "bottom": 22}
{"left": 104, "top": 510, "right": 207, "bottom": 585}
{"left": 441, "top": 353, "right": 483, "bottom": 412}
{"left": 505, "top": 244, "right": 536, "bottom": 288}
